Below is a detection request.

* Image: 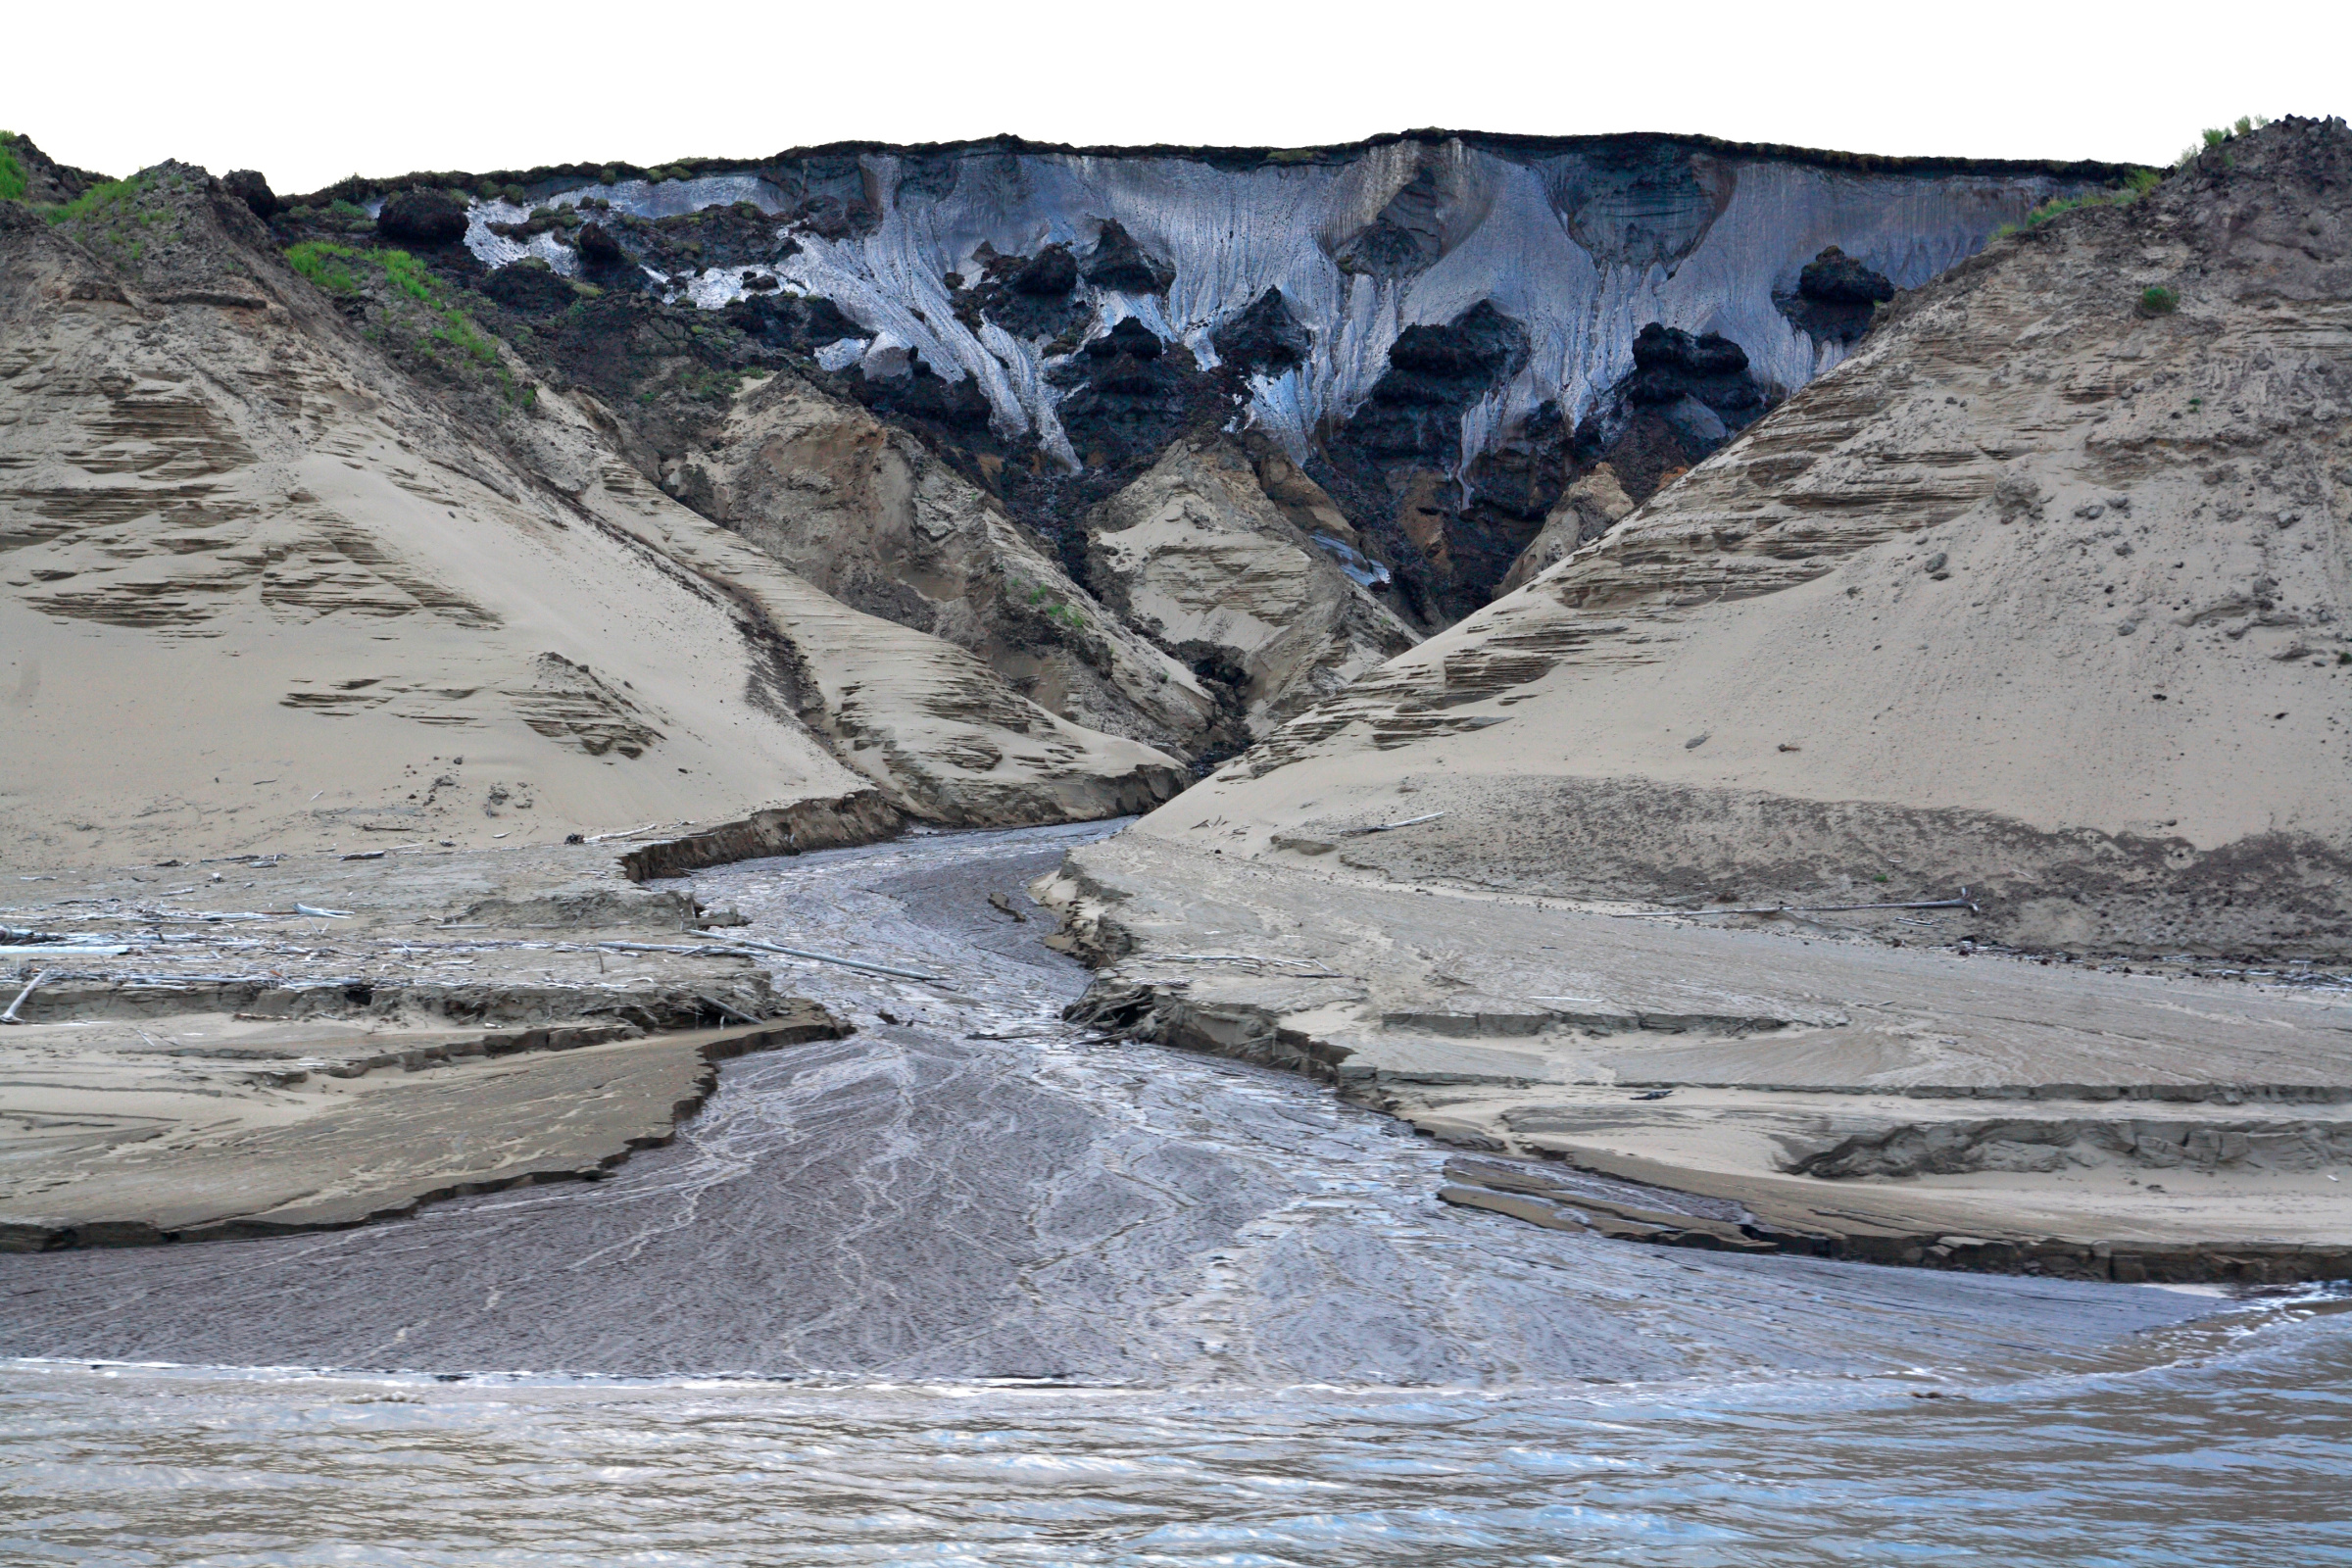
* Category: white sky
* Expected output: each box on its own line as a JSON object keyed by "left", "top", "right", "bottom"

{"left": 11, "top": 1, "right": 2338, "bottom": 193}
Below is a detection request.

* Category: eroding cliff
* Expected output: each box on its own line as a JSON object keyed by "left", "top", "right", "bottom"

{"left": 318, "top": 130, "right": 2125, "bottom": 632}
{"left": 0, "top": 163, "right": 1184, "bottom": 866}
{"left": 1132, "top": 116, "right": 2352, "bottom": 959}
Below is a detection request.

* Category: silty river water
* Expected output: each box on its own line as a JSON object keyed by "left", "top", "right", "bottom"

{"left": 3, "top": 822, "right": 2346, "bottom": 1564}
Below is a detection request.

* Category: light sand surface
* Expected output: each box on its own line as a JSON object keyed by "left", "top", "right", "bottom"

{"left": 0, "top": 839, "right": 847, "bottom": 1249}
{"left": 1126, "top": 120, "right": 2352, "bottom": 957}
{"left": 0, "top": 172, "right": 1179, "bottom": 874}
{"left": 1042, "top": 832, "right": 2352, "bottom": 1278}
{"left": 1085, "top": 438, "right": 1419, "bottom": 735}
{"left": 0, "top": 1014, "right": 840, "bottom": 1247}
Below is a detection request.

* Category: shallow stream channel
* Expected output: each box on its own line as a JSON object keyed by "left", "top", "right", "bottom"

{"left": 3, "top": 822, "right": 2347, "bottom": 1564}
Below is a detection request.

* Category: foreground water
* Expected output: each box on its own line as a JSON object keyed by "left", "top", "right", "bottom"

{"left": 3, "top": 823, "right": 2346, "bottom": 1564}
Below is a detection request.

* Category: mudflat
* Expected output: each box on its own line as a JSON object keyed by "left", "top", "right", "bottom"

{"left": 0, "top": 836, "right": 846, "bottom": 1250}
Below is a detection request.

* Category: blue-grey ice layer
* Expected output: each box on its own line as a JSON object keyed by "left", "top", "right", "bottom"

{"left": 460, "top": 145, "right": 2091, "bottom": 470}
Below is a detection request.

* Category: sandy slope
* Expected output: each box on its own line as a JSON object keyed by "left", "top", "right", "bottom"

{"left": 672, "top": 371, "right": 1222, "bottom": 754}
{"left": 1041, "top": 833, "right": 2352, "bottom": 1279}
{"left": 0, "top": 171, "right": 1180, "bottom": 870}
{"left": 671, "top": 384, "right": 1419, "bottom": 761}
{"left": 1086, "top": 438, "right": 1421, "bottom": 737}
{"left": 1026, "top": 120, "right": 2352, "bottom": 1273}
{"left": 1127, "top": 118, "right": 2352, "bottom": 958}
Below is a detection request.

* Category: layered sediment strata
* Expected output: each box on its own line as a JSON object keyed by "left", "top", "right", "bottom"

{"left": 1039, "top": 832, "right": 2352, "bottom": 1283}
{"left": 1134, "top": 117, "right": 2352, "bottom": 957}
{"left": 0, "top": 1014, "right": 844, "bottom": 1250}
{"left": 662, "top": 368, "right": 1218, "bottom": 755}
{"left": 1026, "top": 120, "right": 2352, "bottom": 1275}
{"left": 312, "top": 130, "right": 2126, "bottom": 634}
{"left": 147, "top": 128, "right": 2134, "bottom": 810}
{"left": 1085, "top": 438, "right": 1421, "bottom": 745}
{"left": 0, "top": 839, "right": 850, "bottom": 1250}
{"left": 0, "top": 164, "right": 1184, "bottom": 869}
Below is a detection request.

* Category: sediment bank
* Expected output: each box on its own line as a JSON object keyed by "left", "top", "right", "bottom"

{"left": 0, "top": 838, "right": 853, "bottom": 1250}
{"left": 1041, "top": 834, "right": 2352, "bottom": 1285}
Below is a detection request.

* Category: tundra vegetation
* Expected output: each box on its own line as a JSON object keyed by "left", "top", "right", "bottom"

{"left": 2180, "top": 114, "right": 2273, "bottom": 169}
{"left": 286, "top": 238, "right": 520, "bottom": 400}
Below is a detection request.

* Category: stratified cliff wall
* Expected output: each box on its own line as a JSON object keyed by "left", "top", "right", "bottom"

{"left": 461, "top": 134, "right": 2113, "bottom": 469}
{"left": 425, "top": 132, "right": 2124, "bottom": 628}
{"left": 1127, "top": 117, "right": 2352, "bottom": 957}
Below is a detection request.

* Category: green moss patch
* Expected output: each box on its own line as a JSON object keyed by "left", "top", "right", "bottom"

{"left": 0, "top": 133, "right": 26, "bottom": 204}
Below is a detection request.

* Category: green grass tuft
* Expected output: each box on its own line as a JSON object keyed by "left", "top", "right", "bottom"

{"left": 1014, "top": 580, "right": 1087, "bottom": 630}
{"left": 285, "top": 240, "right": 363, "bottom": 293}
{"left": 42, "top": 174, "right": 145, "bottom": 225}
{"left": 2178, "top": 115, "right": 2271, "bottom": 169}
{"left": 434, "top": 307, "right": 499, "bottom": 366}
{"left": 1992, "top": 156, "right": 2178, "bottom": 240}
{"left": 0, "top": 132, "right": 26, "bottom": 204}
{"left": 2140, "top": 285, "right": 2179, "bottom": 314}
{"left": 285, "top": 241, "right": 497, "bottom": 373}
{"left": 378, "top": 248, "right": 443, "bottom": 304}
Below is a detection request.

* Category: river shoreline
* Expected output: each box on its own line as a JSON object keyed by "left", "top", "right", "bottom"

{"left": 0, "top": 823, "right": 2233, "bottom": 1382}
{"left": 9, "top": 820, "right": 2349, "bottom": 1282}
{"left": 1038, "top": 832, "right": 2352, "bottom": 1286}
{"left": 7, "top": 823, "right": 2346, "bottom": 1564}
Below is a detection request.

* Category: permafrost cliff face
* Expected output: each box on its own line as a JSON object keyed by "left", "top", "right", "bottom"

{"left": 465, "top": 136, "right": 2103, "bottom": 469}
{"left": 443, "top": 133, "right": 2120, "bottom": 634}
{"left": 130, "top": 130, "right": 2130, "bottom": 773}
{"left": 1139, "top": 117, "right": 2352, "bottom": 956}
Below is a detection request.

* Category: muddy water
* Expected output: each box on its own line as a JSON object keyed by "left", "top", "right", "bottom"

{"left": 3, "top": 822, "right": 2346, "bottom": 1564}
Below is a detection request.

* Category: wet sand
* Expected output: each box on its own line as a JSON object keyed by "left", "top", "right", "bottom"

{"left": 1043, "top": 833, "right": 2352, "bottom": 1278}
{"left": 0, "top": 840, "right": 846, "bottom": 1248}
{"left": 0, "top": 825, "right": 2223, "bottom": 1383}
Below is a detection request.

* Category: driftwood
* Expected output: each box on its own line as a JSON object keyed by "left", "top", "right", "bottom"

{"left": 697, "top": 993, "right": 761, "bottom": 1026}
{"left": 702, "top": 933, "right": 948, "bottom": 985}
{"left": 1346, "top": 811, "right": 1446, "bottom": 835}
{"left": 129, "top": 908, "right": 278, "bottom": 923}
{"left": 0, "top": 969, "right": 53, "bottom": 1025}
{"left": 0, "top": 928, "right": 133, "bottom": 958}
{"left": 1620, "top": 897, "right": 1982, "bottom": 918}
{"left": 605, "top": 935, "right": 945, "bottom": 984}
{"left": 0, "top": 944, "right": 129, "bottom": 959}
{"left": 96, "top": 972, "right": 368, "bottom": 987}
{"left": 293, "top": 904, "right": 354, "bottom": 919}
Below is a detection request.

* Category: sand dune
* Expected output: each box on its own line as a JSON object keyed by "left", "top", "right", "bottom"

{"left": 0, "top": 171, "right": 1181, "bottom": 870}
{"left": 1134, "top": 119, "right": 2352, "bottom": 958}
